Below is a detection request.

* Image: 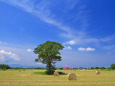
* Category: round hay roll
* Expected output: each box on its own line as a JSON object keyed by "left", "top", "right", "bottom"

{"left": 54, "top": 71, "right": 59, "bottom": 76}
{"left": 19, "top": 69, "right": 21, "bottom": 72}
{"left": 96, "top": 71, "right": 100, "bottom": 74}
{"left": 68, "top": 73, "right": 76, "bottom": 80}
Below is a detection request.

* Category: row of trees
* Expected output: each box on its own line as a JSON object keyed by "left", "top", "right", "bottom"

{"left": 90, "top": 67, "right": 106, "bottom": 69}
{"left": 0, "top": 63, "right": 115, "bottom": 71}
{"left": 0, "top": 64, "right": 10, "bottom": 70}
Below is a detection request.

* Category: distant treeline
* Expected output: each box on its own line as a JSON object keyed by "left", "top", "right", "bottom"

{"left": 0, "top": 64, "right": 47, "bottom": 70}
{"left": 0, "top": 63, "right": 115, "bottom": 70}
{"left": 11, "top": 67, "right": 46, "bottom": 70}
{"left": 58, "top": 67, "right": 107, "bottom": 70}
{"left": 90, "top": 67, "right": 106, "bottom": 69}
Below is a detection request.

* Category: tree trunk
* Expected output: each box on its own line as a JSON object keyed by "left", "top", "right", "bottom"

{"left": 46, "top": 58, "right": 55, "bottom": 74}
{"left": 47, "top": 58, "right": 52, "bottom": 71}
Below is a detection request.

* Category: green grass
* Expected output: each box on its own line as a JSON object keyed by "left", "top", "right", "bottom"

{"left": 33, "top": 71, "right": 67, "bottom": 75}
{"left": 33, "top": 71, "right": 48, "bottom": 75}
{"left": 0, "top": 69, "right": 115, "bottom": 86}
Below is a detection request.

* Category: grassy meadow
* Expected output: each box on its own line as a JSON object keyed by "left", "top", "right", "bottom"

{"left": 0, "top": 69, "right": 115, "bottom": 86}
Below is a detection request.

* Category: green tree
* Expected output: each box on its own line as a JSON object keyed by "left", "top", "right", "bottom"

{"left": 110, "top": 63, "right": 115, "bottom": 69}
{"left": 91, "top": 67, "right": 94, "bottom": 70}
{"left": 0, "top": 64, "right": 10, "bottom": 70}
{"left": 95, "top": 67, "right": 99, "bottom": 69}
{"left": 33, "top": 41, "right": 64, "bottom": 74}
{"left": 101, "top": 67, "right": 106, "bottom": 70}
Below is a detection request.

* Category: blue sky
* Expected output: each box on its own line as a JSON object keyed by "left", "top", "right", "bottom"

{"left": 0, "top": 0, "right": 115, "bottom": 68}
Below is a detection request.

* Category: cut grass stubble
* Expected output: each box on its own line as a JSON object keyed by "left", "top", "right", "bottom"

{"left": 0, "top": 69, "right": 115, "bottom": 86}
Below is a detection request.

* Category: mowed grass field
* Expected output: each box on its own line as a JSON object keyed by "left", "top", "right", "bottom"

{"left": 0, "top": 69, "right": 115, "bottom": 86}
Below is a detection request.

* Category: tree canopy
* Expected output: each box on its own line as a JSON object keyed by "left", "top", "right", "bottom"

{"left": 110, "top": 63, "right": 115, "bottom": 69}
{"left": 0, "top": 64, "right": 10, "bottom": 70}
{"left": 33, "top": 41, "right": 64, "bottom": 74}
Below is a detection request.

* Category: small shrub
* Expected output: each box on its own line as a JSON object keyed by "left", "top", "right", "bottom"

{"left": 45, "top": 70, "right": 55, "bottom": 75}
{"left": 91, "top": 67, "right": 94, "bottom": 70}
{"left": 104, "top": 69, "right": 111, "bottom": 71}
{"left": 3, "top": 68, "right": 7, "bottom": 71}
{"left": 58, "top": 72, "right": 66, "bottom": 75}
{"left": 59, "top": 68, "right": 63, "bottom": 70}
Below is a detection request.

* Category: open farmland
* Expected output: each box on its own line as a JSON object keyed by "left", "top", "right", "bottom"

{"left": 0, "top": 69, "right": 115, "bottom": 86}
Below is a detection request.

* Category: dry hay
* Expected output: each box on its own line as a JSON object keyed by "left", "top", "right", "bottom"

{"left": 67, "top": 73, "right": 76, "bottom": 80}
{"left": 96, "top": 71, "right": 100, "bottom": 74}
{"left": 54, "top": 71, "right": 59, "bottom": 76}
{"left": 19, "top": 69, "right": 21, "bottom": 72}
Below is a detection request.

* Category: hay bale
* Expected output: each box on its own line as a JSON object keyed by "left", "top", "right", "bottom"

{"left": 96, "top": 71, "right": 100, "bottom": 74}
{"left": 54, "top": 71, "right": 59, "bottom": 76}
{"left": 68, "top": 73, "right": 76, "bottom": 80}
{"left": 19, "top": 69, "right": 21, "bottom": 72}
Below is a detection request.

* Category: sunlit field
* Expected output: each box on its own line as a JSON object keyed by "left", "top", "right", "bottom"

{"left": 0, "top": 69, "right": 115, "bottom": 86}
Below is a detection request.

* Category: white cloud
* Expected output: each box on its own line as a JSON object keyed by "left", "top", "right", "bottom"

{"left": 0, "top": 50, "right": 19, "bottom": 61}
{"left": 27, "top": 49, "right": 32, "bottom": 52}
{"left": 1, "top": 0, "right": 115, "bottom": 49}
{"left": 63, "top": 35, "right": 115, "bottom": 47}
{"left": 1, "top": 0, "right": 72, "bottom": 34}
{"left": 0, "top": 46, "right": 38, "bottom": 66}
{"left": 64, "top": 46, "right": 72, "bottom": 50}
{"left": 78, "top": 47, "right": 86, "bottom": 51}
{"left": 86, "top": 47, "right": 95, "bottom": 51}
{"left": 63, "top": 40, "right": 76, "bottom": 45}
{"left": 0, "top": 0, "right": 86, "bottom": 42}
{"left": 78, "top": 47, "right": 95, "bottom": 51}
